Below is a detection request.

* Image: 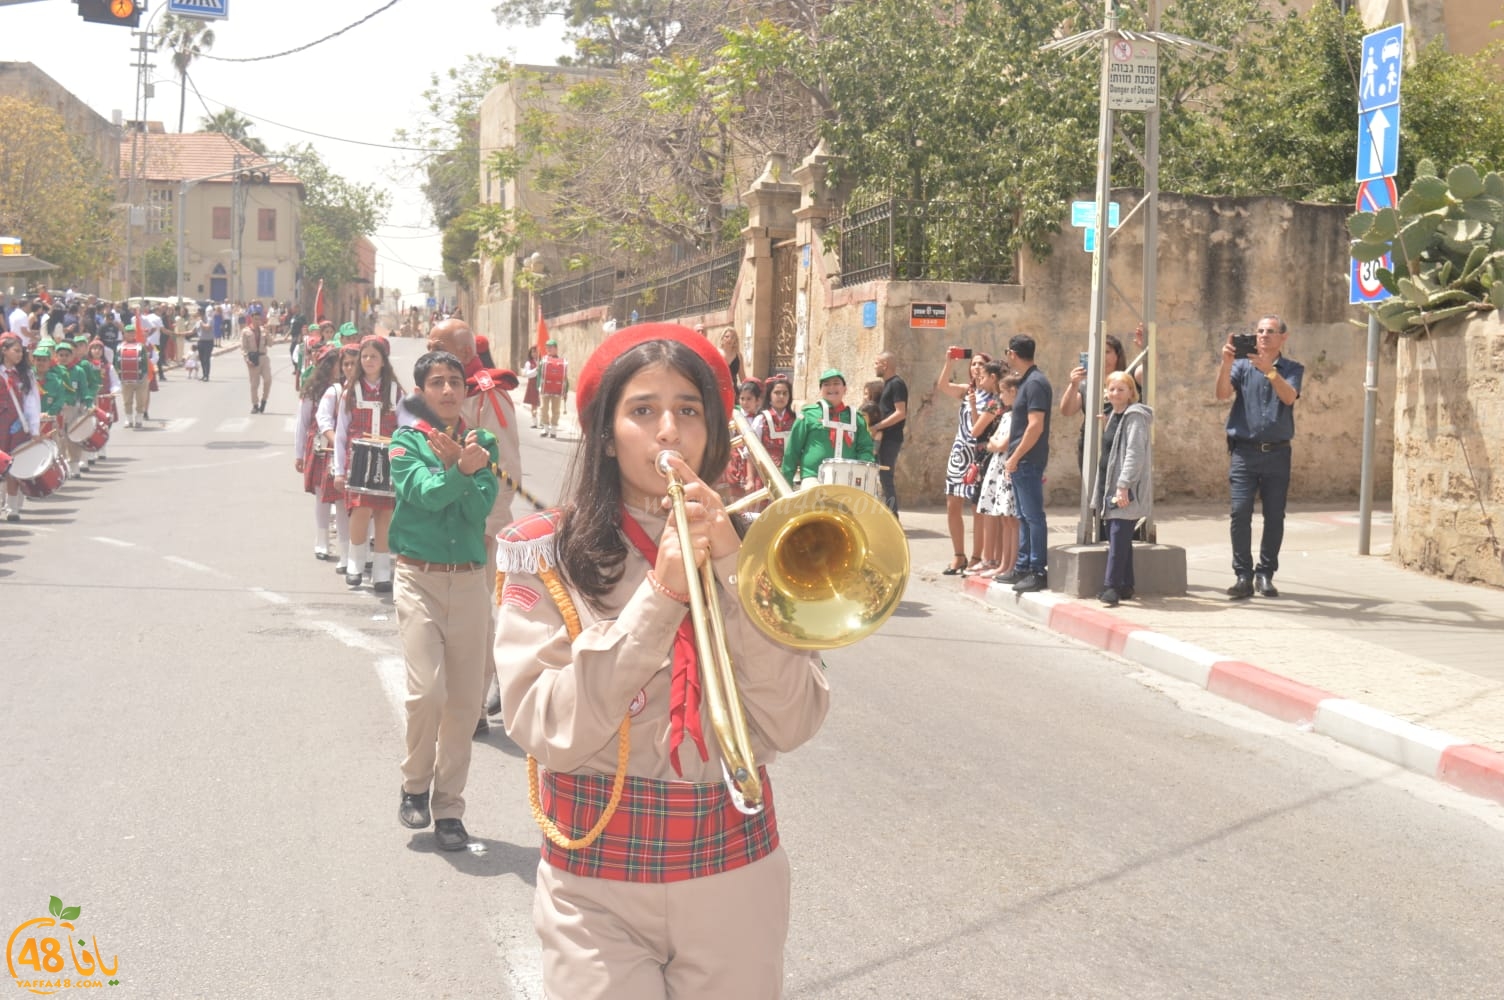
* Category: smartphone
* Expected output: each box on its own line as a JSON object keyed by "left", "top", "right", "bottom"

{"left": 947, "top": 346, "right": 974, "bottom": 360}
{"left": 1232, "top": 333, "right": 1258, "bottom": 359}
{"left": 1078, "top": 351, "right": 1089, "bottom": 371}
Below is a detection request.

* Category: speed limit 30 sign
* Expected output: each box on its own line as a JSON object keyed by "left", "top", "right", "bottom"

{"left": 1350, "top": 177, "right": 1397, "bottom": 305}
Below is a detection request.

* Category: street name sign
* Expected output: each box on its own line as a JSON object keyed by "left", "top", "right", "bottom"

{"left": 1071, "top": 201, "right": 1120, "bottom": 228}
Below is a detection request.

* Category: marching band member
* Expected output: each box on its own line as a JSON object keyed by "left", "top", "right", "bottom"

{"left": 1, "top": 332, "right": 41, "bottom": 522}
{"left": 391, "top": 349, "right": 500, "bottom": 851}
{"left": 333, "top": 336, "right": 402, "bottom": 592}
{"left": 780, "top": 367, "right": 875, "bottom": 489}
{"left": 116, "top": 326, "right": 152, "bottom": 429}
{"left": 427, "top": 317, "right": 524, "bottom": 731}
{"left": 328, "top": 345, "right": 359, "bottom": 576}
{"left": 52, "top": 339, "right": 87, "bottom": 475}
{"left": 82, "top": 338, "right": 115, "bottom": 464}
{"left": 537, "top": 338, "right": 569, "bottom": 438}
{"left": 34, "top": 339, "right": 67, "bottom": 439}
{"left": 295, "top": 348, "right": 341, "bottom": 561}
{"left": 495, "top": 323, "right": 829, "bottom": 999}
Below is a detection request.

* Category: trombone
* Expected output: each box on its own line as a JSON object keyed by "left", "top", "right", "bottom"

{"left": 657, "top": 412, "right": 910, "bottom": 813}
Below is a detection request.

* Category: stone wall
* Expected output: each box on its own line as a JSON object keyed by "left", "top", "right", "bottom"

{"left": 1392, "top": 313, "right": 1504, "bottom": 587}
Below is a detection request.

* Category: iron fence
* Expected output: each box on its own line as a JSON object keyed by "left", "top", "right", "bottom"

{"left": 538, "top": 265, "right": 617, "bottom": 318}
{"left": 834, "top": 195, "right": 1016, "bottom": 287}
{"left": 613, "top": 248, "right": 741, "bottom": 325}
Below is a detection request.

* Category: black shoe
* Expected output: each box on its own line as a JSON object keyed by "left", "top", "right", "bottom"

{"left": 1227, "top": 575, "right": 1254, "bottom": 600}
{"left": 484, "top": 680, "right": 501, "bottom": 717}
{"left": 434, "top": 818, "right": 470, "bottom": 852}
{"left": 5, "top": 512, "right": 18, "bottom": 523}
{"left": 346, "top": 571, "right": 364, "bottom": 587}
{"left": 1013, "top": 572, "right": 1046, "bottom": 593}
{"left": 1254, "top": 572, "right": 1279, "bottom": 598}
{"left": 1099, "top": 587, "right": 1121, "bottom": 607}
{"left": 1118, "top": 586, "right": 1135, "bottom": 601}
{"left": 995, "top": 568, "right": 1024, "bottom": 585}
{"left": 372, "top": 579, "right": 392, "bottom": 594}
{"left": 399, "top": 789, "right": 431, "bottom": 829}
{"left": 251, "top": 406, "right": 259, "bottom": 414}
{"left": 474, "top": 716, "right": 489, "bottom": 738}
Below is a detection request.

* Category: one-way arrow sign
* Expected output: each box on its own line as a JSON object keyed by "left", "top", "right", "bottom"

{"left": 167, "top": 0, "right": 228, "bottom": 19}
{"left": 1356, "top": 106, "right": 1400, "bottom": 182}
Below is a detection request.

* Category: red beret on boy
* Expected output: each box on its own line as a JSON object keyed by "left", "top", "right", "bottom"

{"left": 576, "top": 323, "right": 734, "bottom": 418}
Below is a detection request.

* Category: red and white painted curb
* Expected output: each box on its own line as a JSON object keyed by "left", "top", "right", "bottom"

{"left": 962, "top": 576, "right": 1504, "bottom": 807}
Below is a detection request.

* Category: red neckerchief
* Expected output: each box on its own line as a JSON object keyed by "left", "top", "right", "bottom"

{"left": 618, "top": 506, "right": 707, "bottom": 777}
{"left": 463, "top": 355, "right": 515, "bottom": 429}
{"left": 821, "top": 401, "right": 856, "bottom": 449}
{"left": 409, "top": 417, "right": 467, "bottom": 441}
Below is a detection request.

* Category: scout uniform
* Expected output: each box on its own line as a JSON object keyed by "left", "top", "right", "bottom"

{"left": 242, "top": 315, "right": 273, "bottom": 413}
{"left": 1, "top": 333, "right": 42, "bottom": 522}
{"left": 494, "top": 323, "right": 830, "bottom": 1000}
{"left": 116, "top": 329, "right": 152, "bottom": 428}
{"left": 780, "top": 368, "right": 876, "bottom": 486}
{"left": 537, "top": 340, "right": 568, "bottom": 438}
{"left": 389, "top": 409, "right": 499, "bottom": 845}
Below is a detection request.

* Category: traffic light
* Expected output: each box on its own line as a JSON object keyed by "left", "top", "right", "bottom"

{"left": 77, "top": 0, "right": 143, "bottom": 27}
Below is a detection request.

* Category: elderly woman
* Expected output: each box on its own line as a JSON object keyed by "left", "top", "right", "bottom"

{"left": 1091, "top": 371, "right": 1154, "bottom": 607}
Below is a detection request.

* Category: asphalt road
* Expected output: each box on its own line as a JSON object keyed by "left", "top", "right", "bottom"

{"left": 3, "top": 339, "right": 1503, "bottom": 999}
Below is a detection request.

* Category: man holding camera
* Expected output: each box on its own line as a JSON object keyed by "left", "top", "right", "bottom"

{"left": 1214, "top": 314, "right": 1304, "bottom": 600}
{"left": 242, "top": 309, "right": 273, "bottom": 414}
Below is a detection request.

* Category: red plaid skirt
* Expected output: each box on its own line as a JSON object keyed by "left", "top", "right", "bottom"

{"left": 346, "top": 488, "right": 394, "bottom": 511}
{"left": 540, "top": 766, "right": 778, "bottom": 883}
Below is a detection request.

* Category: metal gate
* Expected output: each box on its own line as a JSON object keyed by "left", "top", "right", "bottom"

{"left": 770, "top": 240, "right": 797, "bottom": 372}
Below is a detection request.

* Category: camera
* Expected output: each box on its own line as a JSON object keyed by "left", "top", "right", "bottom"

{"left": 947, "top": 346, "right": 973, "bottom": 360}
{"left": 1232, "top": 333, "right": 1258, "bottom": 359}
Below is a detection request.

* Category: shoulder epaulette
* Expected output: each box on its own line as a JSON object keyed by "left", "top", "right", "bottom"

{"left": 496, "top": 507, "right": 563, "bottom": 574}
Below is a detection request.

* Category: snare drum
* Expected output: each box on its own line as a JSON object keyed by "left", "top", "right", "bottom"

{"left": 10, "top": 438, "right": 66, "bottom": 498}
{"left": 67, "top": 410, "right": 110, "bottom": 453}
{"left": 347, "top": 437, "right": 395, "bottom": 497}
{"left": 817, "top": 458, "right": 882, "bottom": 497}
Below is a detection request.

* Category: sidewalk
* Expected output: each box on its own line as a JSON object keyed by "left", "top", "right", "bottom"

{"left": 902, "top": 502, "right": 1504, "bottom": 806}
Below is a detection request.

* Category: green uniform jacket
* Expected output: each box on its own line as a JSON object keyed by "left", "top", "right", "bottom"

{"left": 781, "top": 401, "right": 875, "bottom": 483}
{"left": 39, "top": 367, "right": 70, "bottom": 416}
{"left": 77, "top": 361, "right": 102, "bottom": 403}
{"left": 388, "top": 423, "right": 500, "bottom": 565}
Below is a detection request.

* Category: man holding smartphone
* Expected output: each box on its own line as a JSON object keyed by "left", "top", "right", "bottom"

{"left": 1214, "top": 314, "right": 1304, "bottom": 600}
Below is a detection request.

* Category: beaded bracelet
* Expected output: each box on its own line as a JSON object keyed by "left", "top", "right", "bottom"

{"left": 646, "top": 570, "right": 690, "bottom": 605}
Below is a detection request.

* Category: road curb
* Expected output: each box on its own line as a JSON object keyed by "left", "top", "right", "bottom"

{"left": 960, "top": 576, "right": 1504, "bottom": 807}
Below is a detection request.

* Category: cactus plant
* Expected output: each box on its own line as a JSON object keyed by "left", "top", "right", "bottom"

{"left": 1348, "top": 160, "right": 1504, "bottom": 334}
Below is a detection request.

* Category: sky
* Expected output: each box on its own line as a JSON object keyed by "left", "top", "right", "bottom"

{"left": 1, "top": 0, "right": 570, "bottom": 299}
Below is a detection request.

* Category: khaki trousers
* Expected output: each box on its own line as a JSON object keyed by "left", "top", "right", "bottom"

{"left": 59, "top": 404, "right": 83, "bottom": 466}
{"left": 246, "top": 355, "right": 272, "bottom": 406}
{"left": 534, "top": 848, "right": 790, "bottom": 1000}
{"left": 540, "top": 393, "right": 563, "bottom": 430}
{"left": 121, "top": 379, "right": 151, "bottom": 418}
{"left": 394, "top": 560, "right": 489, "bottom": 819}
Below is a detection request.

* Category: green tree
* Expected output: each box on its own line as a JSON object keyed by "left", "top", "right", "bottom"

{"left": 157, "top": 14, "right": 215, "bottom": 133}
{"left": 280, "top": 143, "right": 389, "bottom": 291}
{"left": 143, "top": 240, "right": 178, "bottom": 296}
{"left": 200, "top": 108, "right": 266, "bottom": 155}
{"left": 0, "top": 96, "right": 115, "bottom": 284}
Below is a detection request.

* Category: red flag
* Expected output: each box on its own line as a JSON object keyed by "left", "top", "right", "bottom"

{"left": 314, "top": 280, "right": 326, "bottom": 323}
{"left": 535, "top": 305, "right": 549, "bottom": 357}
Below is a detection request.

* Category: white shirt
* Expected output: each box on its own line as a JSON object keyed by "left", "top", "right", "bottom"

{"left": 8, "top": 307, "right": 28, "bottom": 337}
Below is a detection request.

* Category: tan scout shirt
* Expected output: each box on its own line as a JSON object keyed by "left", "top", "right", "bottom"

{"left": 495, "top": 509, "right": 830, "bottom": 783}
{"left": 461, "top": 386, "right": 522, "bottom": 536}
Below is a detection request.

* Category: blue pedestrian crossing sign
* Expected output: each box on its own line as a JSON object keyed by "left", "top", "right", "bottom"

{"left": 167, "top": 0, "right": 229, "bottom": 19}
{"left": 1358, "top": 25, "right": 1404, "bottom": 113}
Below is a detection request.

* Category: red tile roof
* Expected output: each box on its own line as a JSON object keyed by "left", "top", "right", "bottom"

{"left": 120, "top": 131, "right": 302, "bottom": 188}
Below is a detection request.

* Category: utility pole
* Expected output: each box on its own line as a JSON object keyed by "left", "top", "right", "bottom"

{"left": 124, "top": 28, "right": 153, "bottom": 300}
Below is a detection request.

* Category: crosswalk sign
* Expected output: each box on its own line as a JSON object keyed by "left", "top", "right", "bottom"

{"left": 167, "top": 0, "right": 229, "bottom": 19}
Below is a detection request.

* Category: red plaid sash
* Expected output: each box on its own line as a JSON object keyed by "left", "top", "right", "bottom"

{"left": 540, "top": 767, "right": 778, "bottom": 883}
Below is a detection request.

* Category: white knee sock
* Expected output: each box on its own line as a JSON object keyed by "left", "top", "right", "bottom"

{"left": 314, "top": 501, "right": 331, "bottom": 553}
{"left": 372, "top": 551, "right": 393, "bottom": 585}
{"left": 346, "top": 541, "right": 369, "bottom": 577}
{"left": 334, "top": 506, "right": 351, "bottom": 567}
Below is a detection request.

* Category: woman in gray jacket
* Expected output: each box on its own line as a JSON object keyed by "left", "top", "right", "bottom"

{"left": 1091, "top": 371, "right": 1153, "bottom": 607}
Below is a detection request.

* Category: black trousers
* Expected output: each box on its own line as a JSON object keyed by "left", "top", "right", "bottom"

{"left": 877, "top": 436, "right": 902, "bottom": 514}
{"left": 1229, "top": 444, "right": 1292, "bottom": 577}
{"left": 196, "top": 340, "right": 214, "bottom": 379}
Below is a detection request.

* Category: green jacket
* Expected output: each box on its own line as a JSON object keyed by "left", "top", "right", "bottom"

{"left": 388, "top": 422, "right": 500, "bottom": 565}
{"left": 39, "top": 367, "right": 70, "bottom": 416}
{"left": 77, "top": 361, "right": 102, "bottom": 402}
{"left": 780, "top": 400, "right": 875, "bottom": 483}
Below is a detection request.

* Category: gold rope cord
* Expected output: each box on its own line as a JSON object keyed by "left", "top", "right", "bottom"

{"left": 516, "top": 562, "right": 632, "bottom": 851}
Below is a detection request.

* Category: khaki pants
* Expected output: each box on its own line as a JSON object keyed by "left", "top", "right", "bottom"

{"left": 246, "top": 354, "right": 272, "bottom": 407}
{"left": 121, "top": 379, "right": 151, "bottom": 419}
{"left": 540, "top": 393, "right": 563, "bottom": 430}
{"left": 59, "top": 404, "right": 83, "bottom": 467}
{"left": 534, "top": 848, "right": 790, "bottom": 1000}
{"left": 394, "top": 560, "right": 489, "bottom": 819}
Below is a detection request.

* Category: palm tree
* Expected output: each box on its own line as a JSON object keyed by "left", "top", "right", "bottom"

{"left": 199, "top": 108, "right": 267, "bottom": 155}
{"left": 157, "top": 14, "right": 215, "bottom": 133}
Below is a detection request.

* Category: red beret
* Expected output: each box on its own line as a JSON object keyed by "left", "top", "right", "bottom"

{"left": 576, "top": 323, "right": 734, "bottom": 418}
{"left": 474, "top": 334, "right": 490, "bottom": 353}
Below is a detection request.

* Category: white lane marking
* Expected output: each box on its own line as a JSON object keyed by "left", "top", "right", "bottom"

{"left": 162, "top": 417, "right": 197, "bottom": 433}
{"left": 250, "top": 588, "right": 289, "bottom": 605}
{"left": 217, "top": 417, "right": 253, "bottom": 434}
{"left": 92, "top": 536, "right": 136, "bottom": 548}
{"left": 163, "top": 555, "right": 225, "bottom": 576}
{"left": 249, "top": 591, "right": 407, "bottom": 717}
